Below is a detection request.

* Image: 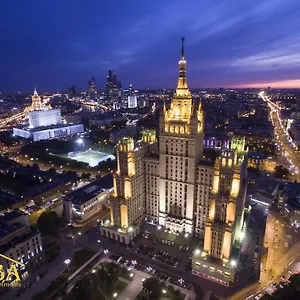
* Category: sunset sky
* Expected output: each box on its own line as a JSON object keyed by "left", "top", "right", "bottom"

{"left": 0, "top": 0, "right": 300, "bottom": 91}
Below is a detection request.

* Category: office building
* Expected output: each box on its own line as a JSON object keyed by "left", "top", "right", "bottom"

{"left": 28, "top": 108, "right": 61, "bottom": 128}
{"left": 63, "top": 175, "right": 113, "bottom": 223}
{"left": 128, "top": 95, "right": 138, "bottom": 108}
{"left": 13, "top": 88, "right": 84, "bottom": 141}
{"left": 88, "top": 76, "right": 97, "bottom": 100}
{"left": 13, "top": 124, "right": 84, "bottom": 142}
{"left": 106, "top": 70, "right": 120, "bottom": 101}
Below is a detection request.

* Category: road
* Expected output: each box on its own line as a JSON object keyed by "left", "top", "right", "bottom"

{"left": 259, "top": 92, "right": 300, "bottom": 181}
{"left": 232, "top": 209, "right": 300, "bottom": 300}
{"left": 0, "top": 111, "right": 26, "bottom": 128}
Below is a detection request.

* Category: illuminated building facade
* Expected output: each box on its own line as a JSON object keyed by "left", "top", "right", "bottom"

{"left": 128, "top": 95, "right": 138, "bottom": 108}
{"left": 100, "top": 40, "right": 248, "bottom": 286}
{"left": 192, "top": 136, "right": 248, "bottom": 285}
{"left": 13, "top": 88, "right": 84, "bottom": 141}
{"left": 28, "top": 109, "right": 61, "bottom": 128}
{"left": 30, "top": 87, "right": 43, "bottom": 111}
{"left": 100, "top": 131, "right": 157, "bottom": 244}
{"left": 0, "top": 211, "right": 43, "bottom": 280}
{"left": 158, "top": 37, "right": 204, "bottom": 234}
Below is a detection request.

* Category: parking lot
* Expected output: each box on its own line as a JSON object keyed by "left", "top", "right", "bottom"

{"left": 109, "top": 254, "right": 193, "bottom": 291}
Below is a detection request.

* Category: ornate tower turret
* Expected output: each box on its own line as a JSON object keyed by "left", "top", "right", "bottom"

{"left": 31, "top": 87, "right": 43, "bottom": 111}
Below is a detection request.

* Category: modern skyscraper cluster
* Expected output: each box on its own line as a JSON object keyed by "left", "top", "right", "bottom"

{"left": 100, "top": 39, "right": 248, "bottom": 285}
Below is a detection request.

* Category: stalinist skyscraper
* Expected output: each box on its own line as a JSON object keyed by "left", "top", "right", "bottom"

{"left": 101, "top": 38, "right": 248, "bottom": 286}
{"left": 158, "top": 37, "right": 204, "bottom": 233}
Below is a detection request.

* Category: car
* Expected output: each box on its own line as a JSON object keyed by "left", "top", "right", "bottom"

{"left": 271, "top": 282, "right": 277, "bottom": 287}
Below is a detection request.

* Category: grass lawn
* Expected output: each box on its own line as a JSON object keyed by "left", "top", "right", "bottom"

{"left": 112, "top": 279, "right": 127, "bottom": 296}
{"left": 164, "top": 286, "right": 185, "bottom": 300}
{"left": 135, "top": 290, "right": 148, "bottom": 300}
{"left": 71, "top": 249, "right": 96, "bottom": 270}
{"left": 101, "top": 261, "right": 132, "bottom": 280}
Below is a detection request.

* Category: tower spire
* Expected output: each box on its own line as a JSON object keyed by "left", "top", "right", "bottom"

{"left": 176, "top": 37, "right": 188, "bottom": 92}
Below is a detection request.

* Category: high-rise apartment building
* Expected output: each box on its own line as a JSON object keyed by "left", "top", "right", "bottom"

{"left": 31, "top": 87, "right": 43, "bottom": 111}
{"left": 100, "top": 39, "right": 247, "bottom": 285}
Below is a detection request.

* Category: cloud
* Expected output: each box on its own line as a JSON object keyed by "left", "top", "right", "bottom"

{"left": 1, "top": 0, "right": 300, "bottom": 90}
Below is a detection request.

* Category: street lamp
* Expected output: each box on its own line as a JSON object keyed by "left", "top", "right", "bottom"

{"left": 64, "top": 259, "right": 71, "bottom": 273}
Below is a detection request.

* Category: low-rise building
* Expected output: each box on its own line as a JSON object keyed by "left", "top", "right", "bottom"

{"left": 0, "top": 210, "right": 43, "bottom": 284}
{"left": 248, "top": 152, "right": 267, "bottom": 170}
{"left": 63, "top": 174, "right": 113, "bottom": 223}
{"left": 13, "top": 123, "right": 84, "bottom": 142}
{"left": 248, "top": 178, "right": 279, "bottom": 208}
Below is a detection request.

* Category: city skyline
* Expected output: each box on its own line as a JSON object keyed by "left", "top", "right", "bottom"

{"left": 1, "top": 0, "right": 300, "bottom": 92}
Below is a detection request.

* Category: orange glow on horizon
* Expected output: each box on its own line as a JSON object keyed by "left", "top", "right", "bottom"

{"left": 230, "top": 79, "right": 300, "bottom": 89}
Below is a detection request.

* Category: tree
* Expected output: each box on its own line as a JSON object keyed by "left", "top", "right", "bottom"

{"left": 274, "top": 165, "right": 289, "bottom": 179}
{"left": 106, "top": 262, "right": 120, "bottom": 282}
{"left": 248, "top": 166, "right": 261, "bottom": 177}
{"left": 143, "top": 277, "right": 162, "bottom": 300}
{"left": 81, "top": 172, "right": 92, "bottom": 180}
{"left": 37, "top": 211, "right": 59, "bottom": 236}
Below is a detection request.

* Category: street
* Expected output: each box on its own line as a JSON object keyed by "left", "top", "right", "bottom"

{"left": 259, "top": 92, "right": 300, "bottom": 181}
{"left": 233, "top": 207, "right": 300, "bottom": 300}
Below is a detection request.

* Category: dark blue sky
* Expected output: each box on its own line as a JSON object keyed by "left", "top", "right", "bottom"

{"left": 1, "top": 0, "right": 300, "bottom": 92}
